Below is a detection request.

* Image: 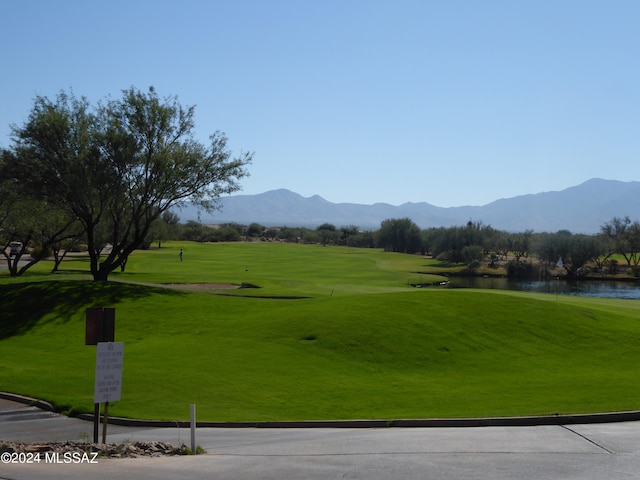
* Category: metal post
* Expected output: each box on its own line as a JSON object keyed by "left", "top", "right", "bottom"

{"left": 102, "top": 401, "right": 109, "bottom": 444}
{"left": 93, "top": 403, "right": 100, "bottom": 443}
{"left": 190, "top": 404, "right": 196, "bottom": 453}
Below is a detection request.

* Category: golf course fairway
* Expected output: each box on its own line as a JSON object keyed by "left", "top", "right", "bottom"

{"left": 1, "top": 242, "right": 639, "bottom": 422}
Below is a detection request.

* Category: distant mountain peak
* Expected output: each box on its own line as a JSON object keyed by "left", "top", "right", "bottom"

{"left": 180, "top": 179, "right": 640, "bottom": 233}
{"left": 257, "top": 188, "right": 301, "bottom": 198}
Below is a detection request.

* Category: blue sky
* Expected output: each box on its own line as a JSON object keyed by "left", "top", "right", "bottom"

{"left": 2, "top": 1, "right": 639, "bottom": 207}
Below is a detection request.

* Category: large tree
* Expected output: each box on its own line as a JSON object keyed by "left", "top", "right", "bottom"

{"left": 1, "top": 153, "right": 79, "bottom": 276}
{"left": 0, "top": 154, "right": 18, "bottom": 233}
{"left": 601, "top": 216, "right": 640, "bottom": 267}
{"left": 534, "top": 231, "right": 604, "bottom": 278}
{"left": 5, "top": 87, "right": 252, "bottom": 281}
{"left": 376, "top": 218, "right": 422, "bottom": 254}
{"left": 316, "top": 223, "right": 337, "bottom": 246}
{"left": 0, "top": 196, "right": 80, "bottom": 276}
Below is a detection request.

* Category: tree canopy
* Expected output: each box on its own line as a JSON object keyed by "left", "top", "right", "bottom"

{"left": 377, "top": 218, "right": 421, "bottom": 254}
{"left": 3, "top": 87, "right": 252, "bottom": 280}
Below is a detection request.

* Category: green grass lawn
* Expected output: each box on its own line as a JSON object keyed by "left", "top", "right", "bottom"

{"left": 2, "top": 241, "right": 640, "bottom": 422}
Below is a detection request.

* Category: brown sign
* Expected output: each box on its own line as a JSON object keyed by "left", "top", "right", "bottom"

{"left": 85, "top": 308, "right": 115, "bottom": 345}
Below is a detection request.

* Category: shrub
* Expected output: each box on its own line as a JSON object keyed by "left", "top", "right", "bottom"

{"left": 30, "top": 245, "right": 53, "bottom": 260}
{"left": 506, "top": 260, "right": 538, "bottom": 279}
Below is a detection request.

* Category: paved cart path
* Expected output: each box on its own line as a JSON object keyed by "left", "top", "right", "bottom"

{"left": 3, "top": 398, "right": 640, "bottom": 479}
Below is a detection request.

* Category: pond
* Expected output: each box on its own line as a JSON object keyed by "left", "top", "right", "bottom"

{"left": 445, "top": 276, "right": 640, "bottom": 300}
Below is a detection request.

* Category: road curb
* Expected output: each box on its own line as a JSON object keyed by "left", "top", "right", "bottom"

{"left": 0, "top": 392, "right": 56, "bottom": 412}
{"left": 3, "top": 391, "right": 640, "bottom": 428}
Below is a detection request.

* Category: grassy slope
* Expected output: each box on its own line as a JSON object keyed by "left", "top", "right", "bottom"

{"left": 1, "top": 242, "right": 639, "bottom": 421}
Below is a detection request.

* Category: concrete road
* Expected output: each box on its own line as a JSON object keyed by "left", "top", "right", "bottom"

{"left": 3, "top": 398, "right": 640, "bottom": 479}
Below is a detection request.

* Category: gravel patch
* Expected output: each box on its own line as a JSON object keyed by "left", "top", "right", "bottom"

{"left": 0, "top": 440, "right": 199, "bottom": 458}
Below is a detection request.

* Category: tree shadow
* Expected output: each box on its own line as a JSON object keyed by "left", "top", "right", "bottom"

{"left": 0, "top": 280, "right": 184, "bottom": 339}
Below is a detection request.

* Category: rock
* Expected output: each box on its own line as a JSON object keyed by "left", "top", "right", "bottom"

{"left": 0, "top": 440, "right": 197, "bottom": 458}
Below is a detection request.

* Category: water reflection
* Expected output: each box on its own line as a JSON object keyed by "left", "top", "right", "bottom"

{"left": 447, "top": 276, "right": 640, "bottom": 300}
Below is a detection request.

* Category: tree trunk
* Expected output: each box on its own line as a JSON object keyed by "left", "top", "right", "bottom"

{"left": 93, "top": 267, "right": 110, "bottom": 282}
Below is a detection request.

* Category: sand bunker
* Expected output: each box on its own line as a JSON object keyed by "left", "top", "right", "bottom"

{"left": 168, "top": 283, "right": 241, "bottom": 291}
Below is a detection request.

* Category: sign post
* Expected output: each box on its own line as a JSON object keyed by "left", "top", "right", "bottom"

{"left": 86, "top": 307, "right": 117, "bottom": 443}
{"left": 94, "top": 342, "right": 124, "bottom": 444}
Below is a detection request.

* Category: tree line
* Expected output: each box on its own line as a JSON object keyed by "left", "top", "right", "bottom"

{"left": 391, "top": 216, "right": 640, "bottom": 278}
{"left": 4, "top": 179, "right": 639, "bottom": 280}
{"left": 165, "top": 216, "right": 640, "bottom": 280}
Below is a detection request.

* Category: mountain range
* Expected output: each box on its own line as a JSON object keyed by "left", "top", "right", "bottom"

{"left": 177, "top": 178, "right": 640, "bottom": 234}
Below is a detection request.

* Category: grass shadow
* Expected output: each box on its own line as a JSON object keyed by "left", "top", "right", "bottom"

{"left": 0, "top": 280, "right": 184, "bottom": 339}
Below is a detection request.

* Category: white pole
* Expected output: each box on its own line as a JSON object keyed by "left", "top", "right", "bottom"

{"left": 190, "top": 404, "right": 196, "bottom": 453}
